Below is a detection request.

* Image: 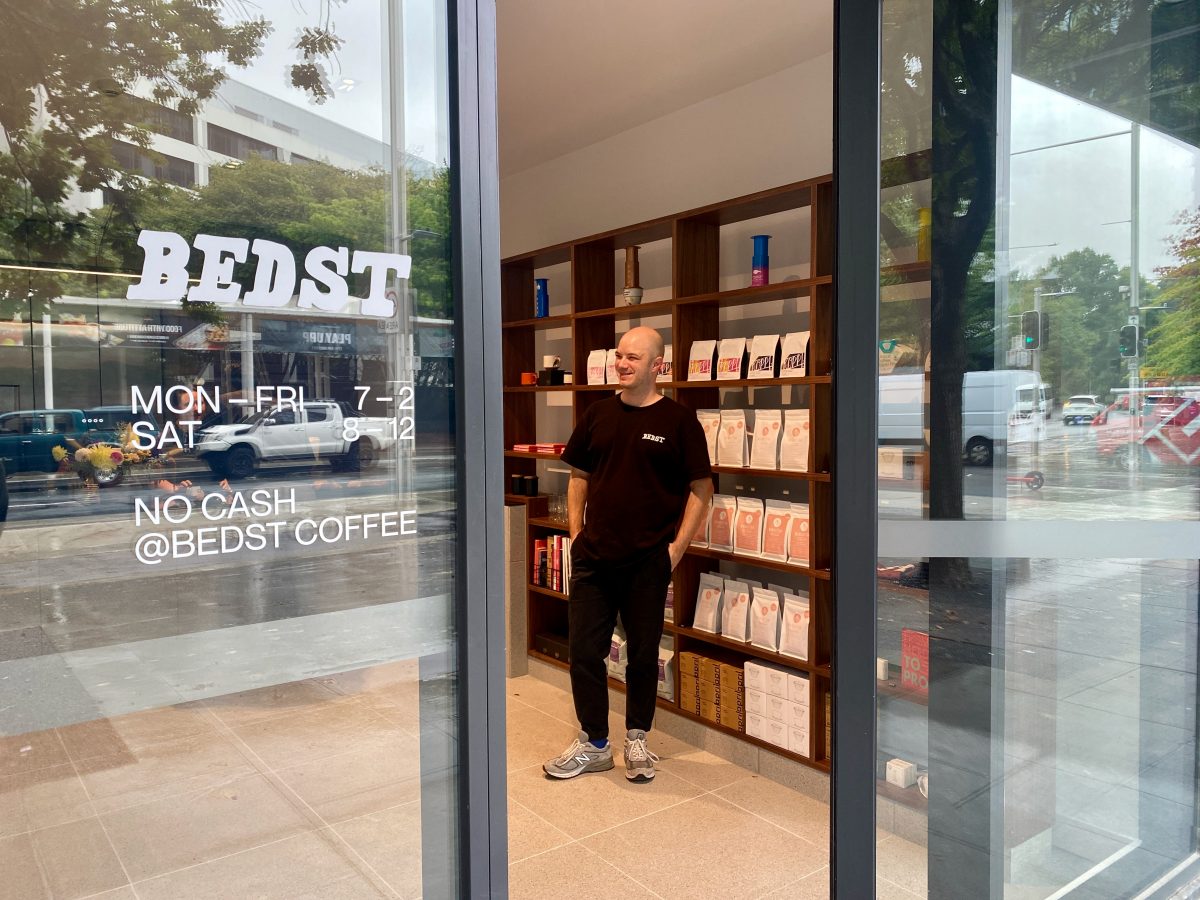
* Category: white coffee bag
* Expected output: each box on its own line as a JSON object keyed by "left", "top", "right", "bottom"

{"left": 749, "top": 409, "right": 782, "bottom": 469}
{"left": 696, "top": 410, "right": 720, "bottom": 465}
{"left": 787, "top": 502, "right": 811, "bottom": 566}
{"left": 733, "top": 496, "right": 764, "bottom": 557}
{"left": 750, "top": 586, "right": 782, "bottom": 652}
{"left": 586, "top": 348, "right": 607, "bottom": 385}
{"left": 716, "top": 337, "right": 747, "bottom": 381}
{"left": 747, "top": 334, "right": 780, "bottom": 379}
{"left": 708, "top": 494, "right": 736, "bottom": 552}
{"left": 657, "top": 343, "right": 673, "bottom": 383}
{"left": 761, "top": 500, "right": 792, "bottom": 561}
{"left": 780, "top": 331, "right": 811, "bottom": 377}
{"left": 717, "top": 409, "right": 748, "bottom": 467}
{"left": 694, "top": 572, "right": 725, "bottom": 633}
{"left": 779, "top": 593, "right": 811, "bottom": 661}
{"left": 687, "top": 339, "right": 717, "bottom": 381}
{"left": 779, "top": 408, "right": 811, "bottom": 472}
{"left": 721, "top": 579, "right": 753, "bottom": 642}
{"left": 605, "top": 348, "right": 618, "bottom": 384}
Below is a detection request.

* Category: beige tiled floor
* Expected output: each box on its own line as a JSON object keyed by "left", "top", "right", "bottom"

{"left": 0, "top": 660, "right": 424, "bottom": 900}
{"left": 506, "top": 674, "right": 928, "bottom": 900}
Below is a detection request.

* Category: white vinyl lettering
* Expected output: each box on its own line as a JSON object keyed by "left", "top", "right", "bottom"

{"left": 187, "top": 234, "right": 249, "bottom": 305}
{"left": 242, "top": 239, "right": 296, "bottom": 307}
{"left": 351, "top": 251, "right": 411, "bottom": 318}
{"left": 126, "top": 230, "right": 191, "bottom": 300}
{"left": 299, "top": 246, "right": 351, "bottom": 312}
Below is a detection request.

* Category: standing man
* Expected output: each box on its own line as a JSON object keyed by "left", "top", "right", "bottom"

{"left": 543, "top": 326, "right": 713, "bottom": 783}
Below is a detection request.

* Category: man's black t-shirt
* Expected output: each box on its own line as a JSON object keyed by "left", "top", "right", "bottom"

{"left": 562, "top": 394, "right": 711, "bottom": 563}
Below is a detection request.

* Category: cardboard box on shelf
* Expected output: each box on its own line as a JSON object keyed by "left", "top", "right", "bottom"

{"left": 786, "top": 701, "right": 810, "bottom": 730}
{"left": 789, "top": 727, "right": 811, "bottom": 758}
{"left": 745, "top": 687, "right": 767, "bottom": 718}
{"left": 719, "top": 683, "right": 742, "bottom": 711}
{"left": 681, "top": 692, "right": 701, "bottom": 716}
{"left": 762, "top": 717, "right": 789, "bottom": 749}
{"left": 746, "top": 712, "right": 767, "bottom": 741}
{"left": 679, "top": 651, "right": 701, "bottom": 679}
{"left": 699, "top": 699, "right": 720, "bottom": 723}
{"left": 720, "top": 662, "right": 746, "bottom": 691}
{"left": 680, "top": 672, "right": 699, "bottom": 701}
{"left": 763, "top": 693, "right": 788, "bottom": 722}
{"left": 698, "top": 679, "right": 718, "bottom": 705}
{"left": 788, "top": 673, "right": 811, "bottom": 706}
{"left": 745, "top": 660, "right": 791, "bottom": 699}
{"left": 699, "top": 656, "right": 723, "bottom": 686}
{"left": 718, "top": 705, "right": 745, "bottom": 732}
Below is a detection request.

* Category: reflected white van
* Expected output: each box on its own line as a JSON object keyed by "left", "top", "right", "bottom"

{"left": 878, "top": 369, "right": 1043, "bottom": 467}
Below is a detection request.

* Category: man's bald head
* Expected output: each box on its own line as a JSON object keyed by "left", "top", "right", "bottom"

{"left": 619, "top": 326, "right": 665, "bottom": 361}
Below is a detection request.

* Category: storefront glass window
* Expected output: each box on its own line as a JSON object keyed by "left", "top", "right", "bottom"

{"left": 0, "top": 0, "right": 461, "bottom": 894}
{"left": 877, "top": 0, "right": 1200, "bottom": 896}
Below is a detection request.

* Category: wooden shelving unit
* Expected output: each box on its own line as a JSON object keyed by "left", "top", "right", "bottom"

{"left": 502, "top": 176, "right": 835, "bottom": 771}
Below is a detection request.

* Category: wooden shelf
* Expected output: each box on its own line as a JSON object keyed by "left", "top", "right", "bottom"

{"left": 505, "top": 493, "right": 550, "bottom": 504}
{"left": 670, "top": 705, "right": 829, "bottom": 772}
{"left": 507, "top": 177, "right": 836, "bottom": 779}
{"left": 529, "top": 583, "right": 568, "bottom": 601}
{"left": 669, "top": 375, "right": 831, "bottom": 389}
{"left": 528, "top": 516, "right": 568, "bottom": 531}
{"left": 672, "top": 624, "right": 817, "bottom": 673}
{"left": 686, "top": 546, "right": 830, "bottom": 580}
{"left": 711, "top": 465, "right": 831, "bottom": 482}
{"left": 502, "top": 313, "right": 573, "bottom": 330}
{"left": 676, "top": 275, "right": 830, "bottom": 308}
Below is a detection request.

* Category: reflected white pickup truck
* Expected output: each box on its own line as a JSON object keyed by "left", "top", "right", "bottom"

{"left": 195, "top": 401, "right": 395, "bottom": 479}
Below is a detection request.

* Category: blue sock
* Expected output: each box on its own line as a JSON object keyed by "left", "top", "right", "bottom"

{"left": 590, "top": 738, "right": 608, "bottom": 749}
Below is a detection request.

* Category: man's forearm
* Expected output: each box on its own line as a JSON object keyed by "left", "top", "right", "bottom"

{"left": 670, "top": 478, "right": 714, "bottom": 562}
{"left": 567, "top": 473, "right": 588, "bottom": 540}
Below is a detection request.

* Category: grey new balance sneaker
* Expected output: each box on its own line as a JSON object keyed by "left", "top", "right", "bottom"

{"left": 543, "top": 731, "right": 614, "bottom": 780}
{"left": 624, "top": 729, "right": 660, "bottom": 783}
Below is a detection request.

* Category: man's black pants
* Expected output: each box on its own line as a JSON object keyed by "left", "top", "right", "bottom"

{"left": 568, "top": 546, "right": 672, "bottom": 743}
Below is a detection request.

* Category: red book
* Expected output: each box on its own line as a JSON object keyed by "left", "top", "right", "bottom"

{"left": 901, "top": 629, "right": 929, "bottom": 696}
{"left": 533, "top": 539, "right": 547, "bottom": 586}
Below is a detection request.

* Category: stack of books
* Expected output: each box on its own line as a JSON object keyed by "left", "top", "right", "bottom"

{"left": 532, "top": 534, "right": 572, "bottom": 592}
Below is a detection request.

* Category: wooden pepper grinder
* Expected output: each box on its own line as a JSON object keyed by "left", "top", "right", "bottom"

{"left": 623, "top": 245, "right": 642, "bottom": 306}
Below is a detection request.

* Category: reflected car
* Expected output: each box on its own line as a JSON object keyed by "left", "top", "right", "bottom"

{"left": 1091, "top": 395, "right": 1200, "bottom": 471}
{"left": 1061, "top": 394, "right": 1103, "bottom": 425}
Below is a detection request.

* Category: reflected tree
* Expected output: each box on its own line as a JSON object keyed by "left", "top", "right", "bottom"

{"left": 1145, "top": 209, "right": 1200, "bottom": 377}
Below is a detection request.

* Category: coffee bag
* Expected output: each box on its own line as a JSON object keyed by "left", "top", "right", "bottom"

{"left": 586, "top": 348, "right": 607, "bottom": 385}
{"left": 761, "top": 500, "right": 792, "bottom": 561}
{"left": 708, "top": 494, "right": 736, "bottom": 552}
{"left": 779, "top": 408, "right": 810, "bottom": 472}
{"left": 605, "top": 348, "right": 618, "bottom": 384}
{"left": 716, "top": 409, "right": 748, "bottom": 467}
{"left": 750, "top": 586, "right": 782, "bottom": 652}
{"left": 780, "top": 331, "right": 810, "bottom": 377}
{"left": 716, "top": 337, "right": 747, "bottom": 381}
{"left": 694, "top": 572, "right": 725, "bottom": 633}
{"left": 657, "top": 343, "right": 673, "bottom": 383}
{"left": 749, "top": 409, "right": 782, "bottom": 469}
{"left": 747, "top": 333, "right": 780, "bottom": 379}
{"left": 696, "top": 410, "right": 720, "bottom": 465}
{"left": 734, "top": 496, "right": 764, "bottom": 557}
{"left": 721, "top": 579, "right": 753, "bottom": 642}
{"left": 687, "top": 340, "right": 717, "bottom": 381}
{"left": 787, "top": 502, "right": 810, "bottom": 566}
{"left": 779, "top": 593, "right": 811, "bottom": 661}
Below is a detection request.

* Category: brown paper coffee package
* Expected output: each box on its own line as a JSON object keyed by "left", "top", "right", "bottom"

{"left": 716, "top": 337, "right": 747, "bottom": 380}
{"left": 699, "top": 656, "right": 723, "bottom": 686}
{"left": 586, "top": 348, "right": 607, "bottom": 385}
{"left": 700, "top": 699, "right": 720, "bottom": 723}
{"left": 779, "top": 408, "right": 811, "bottom": 472}
{"left": 747, "top": 333, "right": 780, "bottom": 379}
{"left": 698, "top": 679, "right": 718, "bottom": 705}
{"left": 719, "top": 662, "right": 746, "bottom": 690}
{"left": 708, "top": 494, "right": 736, "bottom": 551}
{"left": 733, "top": 496, "right": 764, "bottom": 557}
{"left": 687, "top": 339, "right": 717, "bottom": 381}
{"left": 656, "top": 343, "right": 673, "bottom": 383}
{"left": 681, "top": 690, "right": 701, "bottom": 715}
{"left": 716, "top": 409, "right": 748, "bottom": 466}
{"left": 719, "top": 681, "right": 744, "bottom": 710}
{"left": 749, "top": 409, "right": 781, "bottom": 469}
{"left": 780, "top": 331, "right": 811, "bottom": 376}
{"left": 680, "top": 672, "right": 699, "bottom": 699}
{"left": 696, "top": 409, "right": 720, "bottom": 465}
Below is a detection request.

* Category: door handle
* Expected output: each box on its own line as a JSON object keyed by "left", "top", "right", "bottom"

{"left": 21, "top": 440, "right": 32, "bottom": 444}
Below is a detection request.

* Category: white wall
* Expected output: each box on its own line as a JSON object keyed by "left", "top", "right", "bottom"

{"left": 500, "top": 53, "right": 833, "bottom": 257}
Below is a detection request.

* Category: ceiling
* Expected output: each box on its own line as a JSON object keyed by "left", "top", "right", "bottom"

{"left": 496, "top": 0, "right": 833, "bottom": 178}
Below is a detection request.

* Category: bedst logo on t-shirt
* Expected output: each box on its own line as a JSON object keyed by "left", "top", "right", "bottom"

{"left": 642, "top": 433, "right": 665, "bottom": 443}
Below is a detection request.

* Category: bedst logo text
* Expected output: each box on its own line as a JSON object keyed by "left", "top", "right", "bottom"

{"left": 642, "top": 433, "right": 665, "bottom": 443}
{"left": 126, "top": 230, "right": 411, "bottom": 319}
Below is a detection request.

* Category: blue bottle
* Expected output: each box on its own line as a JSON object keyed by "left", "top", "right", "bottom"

{"left": 751, "top": 235, "right": 771, "bottom": 286}
{"left": 535, "top": 278, "right": 549, "bottom": 318}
